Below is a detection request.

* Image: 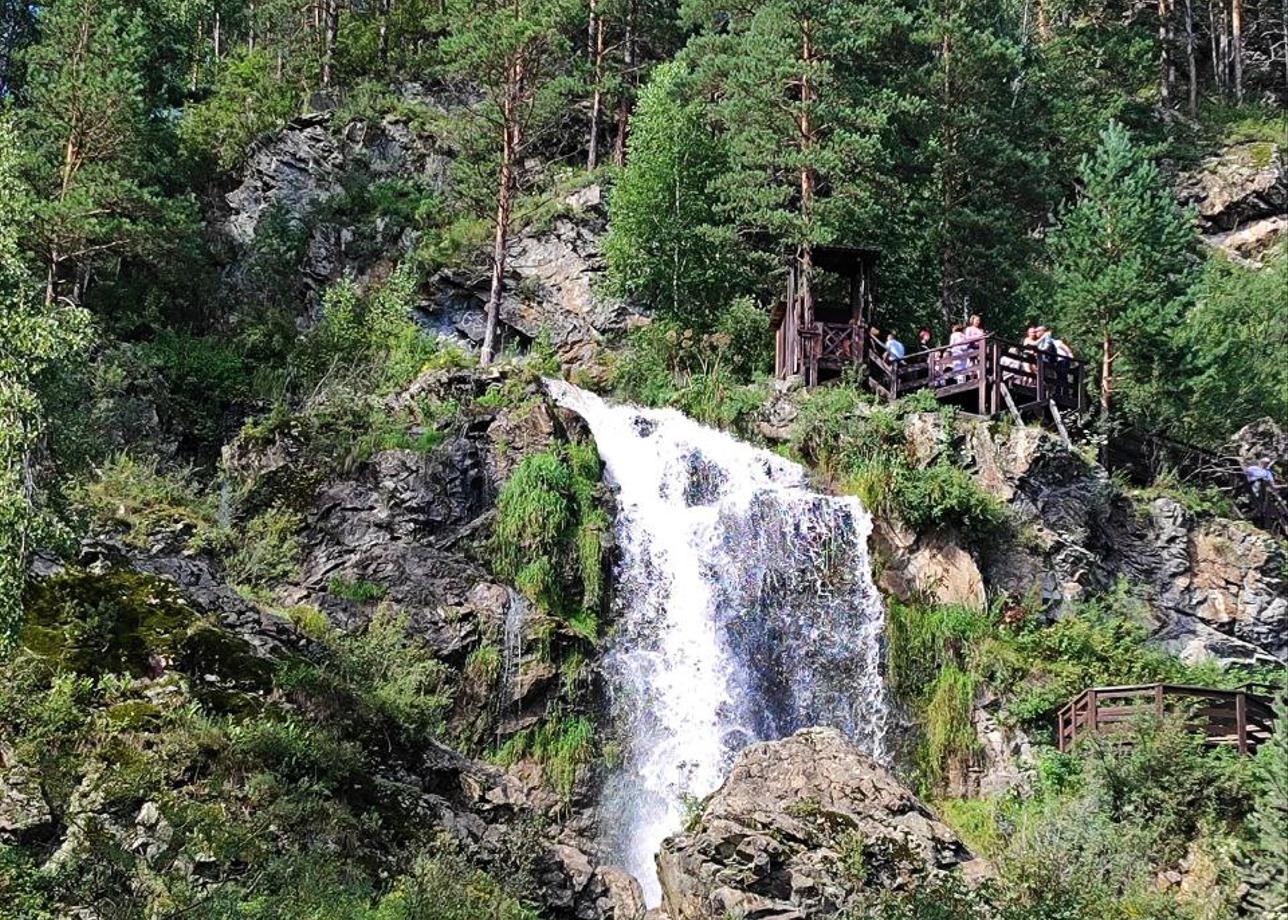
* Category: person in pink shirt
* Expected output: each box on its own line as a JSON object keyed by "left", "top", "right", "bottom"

{"left": 958, "top": 314, "right": 986, "bottom": 379}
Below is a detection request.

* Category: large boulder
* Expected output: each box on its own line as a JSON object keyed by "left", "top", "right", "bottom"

{"left": 1178, "top": 141, "right": 1287, "bottom": 262}
{"left": 656, "top": 728, "right": 987, "bottom": 919}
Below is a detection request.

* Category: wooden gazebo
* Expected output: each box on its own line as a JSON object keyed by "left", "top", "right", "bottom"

{"left": 771, "top": 245, "right": 878, "bottom": 386}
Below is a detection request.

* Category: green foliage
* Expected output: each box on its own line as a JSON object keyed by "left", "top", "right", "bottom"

{"left": 0, "top": 565, "right": 517, "bottom": 919}
{"left": 886, "top": 586, "right": 1240, "bottom": 791}
{"left": 1047, "top": 121, "right": 1197, "bottom": 424}
{"left": 0, "top": 113, "right": 94, "bottom": 646}
{"left": 328, "top": 577, "right": 388, "bottom": 603}
{"left": 612, "top": 300, "right": 772, "bottom": 433}
{"left": 605, "top": 61, "right": 744, "bottom": 323}
{"left": 1241, "top": 689, "right": 1288, "bottom": 918}
{"left": 492, "top": 442, "right": 606, "bottom": 634}
{"left": 179, "top": 48, "right": 299, "bottom": 172}
{"left": 788, "top": 390, "right": 1005, "bottom": 535}
{"left": 137, "top": 329, "right": 249, "bottom": 453}
{"left": 226, "top": 506, "right": 304, "bottom": 590}
{"left": 1172, "top": 247, "right": 1288, "bottom": 443}
{"left": 493, "top": 712, "right": 594, "bottom": 799}
{"left": 323, "top": 608, "right": 453, "bottom": 744}
{"left": 74, "top": 453, "right": 218, "bottom": 549}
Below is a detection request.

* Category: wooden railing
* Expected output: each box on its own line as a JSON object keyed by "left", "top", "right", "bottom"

{"left": 819, "top": 329, "right": 1090, "bottom": 418}
{"left": 1056, "top": 683, "right": 1278, "bottom": 755}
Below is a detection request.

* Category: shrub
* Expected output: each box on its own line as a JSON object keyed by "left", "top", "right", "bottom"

{"left": 492, "top": 443, "right": 605, "bottom": 635}
{"left": 493, "top": 713, "right": 594, "bottom": 799}
{"left": 326, "top": 608, "right": 452, "bottom": 743}
{"left": 225, "top": 506, "right": 303, "bottom": 589}
{"left": 895, "top": 462, "right": 1007, "bottom": 534}
{"left": 327, "top": 577, "right": 387, "bottom": 603}
{"left": 76, "top": 453, "right": 218, "bottom": 548}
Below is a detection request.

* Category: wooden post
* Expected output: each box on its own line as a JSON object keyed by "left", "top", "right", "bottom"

{"left": 1035, "top": 351, "right": 1047, "bottom": 404}
{"left": 1154, "top": 683, "right": 1165, "bottom": 719}
{"left": 1236, "top": 690, "right": 1248, "bottom": 754}
{"left": 977, "top": 339, "right": 989, "bottom": 415}
{"left": 1089, "top": 689, "right": 1099, "bottom": 734}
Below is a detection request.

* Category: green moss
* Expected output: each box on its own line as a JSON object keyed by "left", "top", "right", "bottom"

{"left": 466, "top": 644, "right": 502, "bottom": 684}
{"left": 492, "top": 441, "right": 607, "bottom": 639}
{"left": 22, "top": 571, "right": 196, "bottom": 677}
{"left": 921, "top": 665, "right": 980, "bottom": 787}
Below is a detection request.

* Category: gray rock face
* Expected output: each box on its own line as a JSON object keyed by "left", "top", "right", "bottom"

{"left": 221, "top": 96, "right": 637, "bottom": 368}
{"left": 656, "top": 728, "right": 987, "bottom": 920}
{"left": 224, "top": 112, "right": 344, "bottom": 247}
{"left": 1178, "top": 141, "right": 1287, "bottom": 262}
{"left": 430, "top": 193, "right": 642, "bottom": 368}
{"left": 968, "top": 424, "right": 1287, "bottom": 665}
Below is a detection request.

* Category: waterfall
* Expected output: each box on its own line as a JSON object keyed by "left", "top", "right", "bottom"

{"left": 546, "top": 381, "right": 889, "bottom": 905}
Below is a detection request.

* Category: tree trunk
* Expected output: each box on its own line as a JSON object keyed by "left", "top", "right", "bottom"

{"left": 1184, "top": 0, "right": 1198, "bottom": 114}
{"left": 1036, "top": 0, "right": 1052, "bottom": 42}
{"left": 1159, "top": 0, "right": 1174, "bottom": 107}
{"left": 481, "top": 63, "right": 521, "bottom": 366}
{"left": 322, "top": 0, "right": 339, "bottom": 87}
{"left": 939, "top": 27, "right": 959, "bottom": 328}
{"left": 1283, "top": 0, "right": 1288, "bottom": 91}
{"left": 587, "top": 0, "right": 604, "bottom": 169}
{"left": 1232, "top": 0, "right": 1243, "bottom": 101}
{"left": 1100, "top": 333, "right": 1113, "bottom": 420}
{"left": 379, "top": 0, "right": 391, "bottom": 66}
{"left": 612, "top": 0, "right": 635, "bottom": 168}
{"left": 798, "top": 16, "right": 816, "bottom": 326}
{"left": 1209, "top": 0, "right": 1222, "bottom": 90}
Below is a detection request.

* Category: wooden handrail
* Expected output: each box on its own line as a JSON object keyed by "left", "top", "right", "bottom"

{"left": 1056, "top": 682, "right": 1279, "bottom": 755}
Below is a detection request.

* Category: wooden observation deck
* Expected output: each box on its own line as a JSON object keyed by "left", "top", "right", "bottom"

{"left": 1056, "top": 683, "right": 1279, "bottom": 755}
{"left": 771, "top": 247, "right": 1089, "bottom": 420}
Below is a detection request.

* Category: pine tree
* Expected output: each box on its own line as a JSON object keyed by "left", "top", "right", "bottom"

{"left": 439, "top": 0, "right": 582, "bottom": 365}
{"left": 18, "top": 0, "right": 170, "bottom": 307}
{"left": 604, "top": 61, "right": 740, "bottom": 325}
{"left": 681, "top": 0, "right": 916, "bottom": 313}
{"left": 1047, "top": 121, "right": 1197, "bottom": 426}
{"left": 917, "top": 0, "right": 1052, "bottom": 331}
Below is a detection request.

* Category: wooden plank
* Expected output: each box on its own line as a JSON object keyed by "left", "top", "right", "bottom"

{"left": 1048, "top": 400, "right": 1072, "bottom": 446}
{"left": 1237, "top": 691, "right": 1248, "bottom": 755}
{"left": 999, "top": 382, "right": 1024, "bottom": 424}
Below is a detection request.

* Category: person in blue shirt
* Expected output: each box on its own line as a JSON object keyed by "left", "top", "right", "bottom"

{"left": 1246, "top": 458, "right": 1277, "bottom": 496}
{"left": 885, "top": 331, "right": 906, "bottom": 362}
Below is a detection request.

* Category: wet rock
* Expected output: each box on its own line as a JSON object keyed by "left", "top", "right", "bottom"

{"left": 656, "top": 728, "right": 987, "bottom": 919}
{"left": 757, "top": 378, "right": 804, "bottom": 442}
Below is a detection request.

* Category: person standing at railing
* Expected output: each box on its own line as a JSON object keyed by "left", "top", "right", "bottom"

{"left": 947, "top": 323, "right": 966, "bottom": 382}
{"left": 960, "top": 314, "right": 986, "bottom": 381}
{"left": 884, "top": 330, "right": 906, "bottom": 361}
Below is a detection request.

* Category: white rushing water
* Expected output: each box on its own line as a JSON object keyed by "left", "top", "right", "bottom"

{"left": 546, "top": 381, "right": 890, "bottom": 905}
